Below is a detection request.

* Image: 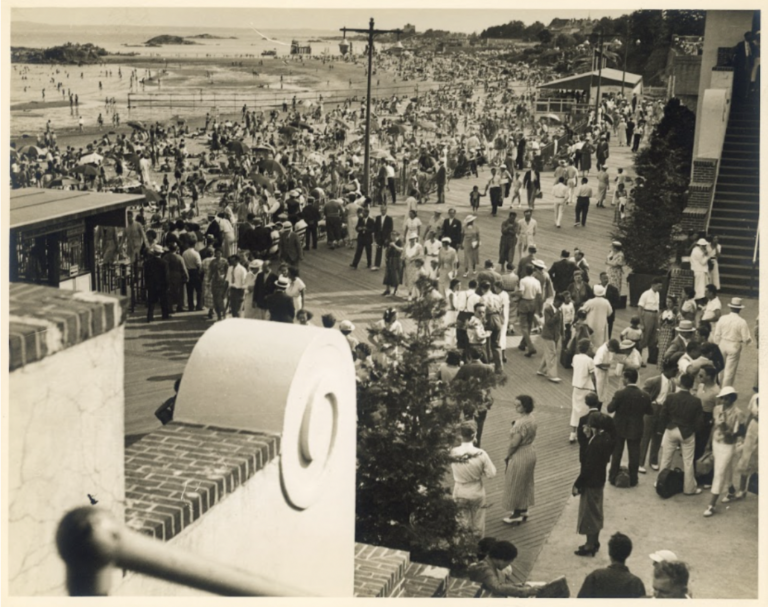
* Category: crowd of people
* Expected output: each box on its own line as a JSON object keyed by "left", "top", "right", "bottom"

{"left": 10, "top": 39, "right": 759, "bottom": 600}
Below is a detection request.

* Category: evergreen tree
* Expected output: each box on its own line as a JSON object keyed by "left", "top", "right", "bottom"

{"left": 355, "top": 277, "right": 504, "bottom": 569}
{"left": 615, "top": 98, "right": 696, "bottom": 274}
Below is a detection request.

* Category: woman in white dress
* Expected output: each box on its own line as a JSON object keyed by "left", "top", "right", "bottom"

{"left": 285, "top": 266, "right": 306, "bottom": 311}
{"left": 403, "top": 209, "right": 422, "bottom": 241}
{"left": 403, "top": 232, "right": 424, "bottom": 301}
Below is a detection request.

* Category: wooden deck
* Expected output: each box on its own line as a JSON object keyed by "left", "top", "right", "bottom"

{"left": 123, "top": 143, "right": 759, "bottom": 580}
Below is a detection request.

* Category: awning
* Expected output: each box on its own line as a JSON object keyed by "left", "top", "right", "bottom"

{"left": 10, "top": 188, "right": 145, "bottom": 232}
{"left": 538, "top": 68, "right": 643, "bottom": 91}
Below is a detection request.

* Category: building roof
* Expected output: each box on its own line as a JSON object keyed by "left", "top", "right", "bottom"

{"left": 10, "top": 188, "right": 144, "bottom": 232}
{"left": 538, "top": 68, "right": 643, "bottom": 90}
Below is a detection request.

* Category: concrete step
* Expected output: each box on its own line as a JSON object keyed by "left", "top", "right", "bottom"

{"left": 710, "top": 208, "right": 759, "bottom": 220}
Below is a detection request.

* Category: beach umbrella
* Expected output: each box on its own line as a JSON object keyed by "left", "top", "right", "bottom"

{"left": 289, "top": 121, "right": 314, "bottom": 132}
{"left": 543, "top": 113, "right": 562, "bottom": 123}
{"left": 228, "top": 140, "right": 251, "bottom": 156}
{"left": 142, "top": 187, "right": 162, "bottom": 203}
{"left": 278, "top": 125, "right": 298, "bottom": 137}
{"left": 18, "top": 145, "right": 45, "bottom": 158}
{"left": 251, "top": 144, "right": 275, "bottom": 154}
{"left": 603, "top": 114, "right": 614, "bottom": 125}
{"left": 124, "top": 153, "right": 141, "bottom": 169}
{"left": 72, "top": 164, "right": 99, "bottom": 177}
{"left": 249, "top": 173, "right": 275, "bottom": 192}
{"left": 78, "top": 152, "right": 103, "bottom": 165}
{"left": 387, "top": 124, "right": 407, "bottom": 136}
{"left": 127, "top": 121, "right": 146, "bottom": 131}
{"left": 371, "top": 149, "right": 394, "bottom": 161}
{"left": 333, "top": 118, "right": 350, "bottom": 130}
{"left": 258, "top": 158, "right": 286, "bottom": 176}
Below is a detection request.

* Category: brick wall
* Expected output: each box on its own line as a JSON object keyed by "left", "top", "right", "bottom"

{"left": 8, "top": 282, "right": 127, "bottom": 371}
{"left": 354, "top": 544, "right": 410, "bottom": 598}
{"left": 124, "top": 423, "right": 280, "bottom": 541}
{"left": 667, "top": 267, "right": 695, "bottom": 300}
{"left": 692, "top": 158, "right": 718, "bottom": 184}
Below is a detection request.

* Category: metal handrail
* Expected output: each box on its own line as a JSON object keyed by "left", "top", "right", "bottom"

{"left": 56, "top": 507, "right": 314, "bottom": 597}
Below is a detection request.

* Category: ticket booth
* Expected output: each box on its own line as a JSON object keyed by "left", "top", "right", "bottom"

{"left": 9, "top": 188, "right": 145, "bottom": 292}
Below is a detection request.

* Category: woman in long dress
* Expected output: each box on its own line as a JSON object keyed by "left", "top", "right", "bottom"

{"left": 572, "top": 411, "right": 615, "bottom": 556}
{"left": 382, "top": 233, "right": 403, "bottom": 297}
{"left": 403, "top": 209, "right": 422, "bottom": 241}
{"left": 201, "top": 253, "right": 215, "bottom": 319}
{"left": 656, "top": 295, "right": 680, "bottom": 369}
{"left": 437, "top": 237, "right": 458, "bottom": 296}
{"left": 679, "top": 287, "right": 698, "bottom": 322}
{"left": 605, "top": 242, "right": 625, "bottom": 295}
{"left": 462, "top": 215, "right": 481, "bottom": 276}
{"left": 502, "top": 395, "right": 537, "bottom": 524}
{"left": 208, "top": 248, "right": 229, "bottom": 321}
{"left": 403, "top": 232, "right": 424, "bottom": 301}
{"left": 581, "top": 285, "right": 613, "bottom": 350}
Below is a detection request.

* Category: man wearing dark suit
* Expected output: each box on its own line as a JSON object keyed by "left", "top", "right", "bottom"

{"left": 549, "top": 250, "right": 578, "bottom": 295}
{"left": 144, "top": 245, "right": 170, "bottom": 322}
{"left": 625, "top": 118, "right": 635, "bottom": 147}
{"left": 517, "top": 246, "right": 537, "bottom": 280}
{"left": 436, "top": 160, "right": 447, "bottom": 204}
{"left": 658, "top": 373, "right": 704, "bottom": 495}
{"left": 639, "top": 365, "right": 678, "bottom": 472}
{"left": 732, "top": 31, "right": 755, "bottom": 99}
{"left": 607, "top": 368, "right": 653, "bottom": 486}
{"left": 598, "top": 272, "right": 621, "bottom": 338}
{"left": 441, "top": 208, "right": 463, "bottom": 250}
{"left": 372, "top": 204, "right": 394, "bottom": 270}
{"left": 662, "top": 321, "right": 698, "bottom": 366}
{"left": 350, "top": 207, "right": 376, "bottom": 269}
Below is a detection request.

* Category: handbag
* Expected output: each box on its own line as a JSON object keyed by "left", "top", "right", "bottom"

{"left": 695, "top": 451, "right": 714, "bottom": 477}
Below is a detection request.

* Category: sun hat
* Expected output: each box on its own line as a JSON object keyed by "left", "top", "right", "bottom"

{"left": 727, "top": 297, "right": 745, "bottom": 309}
{"left": 339, "top": 320, "right": 355, "bottom": 332}
{"left": 532, "top": 259, "right": 546, "bottom": 269}
{"left": 150, "top": 244, "right": 165, "bottom": 254}
{"left": 407, "top": 231, "right": 418, "bottom": 240}
{"left": 620, "top": 339, "right": 636, "bottom": 350}
{"left": 696, "top": 238, "right": 709, "bottom": 245}
{"left": 675, "top": 320, "right": 696, "bottom": 332}
{"left": 248, "top": 259, "right": 264, "bottom": 270}
{"left": 649, "top": 550, "right": 679, "bottom": 563}
{"left": 593, "top": 285, "right": 606, "bottom": 296}
{"left": 717, "top": 386, "right": 738, "bottom": 398}
{"left": 441, "top": 237, "right": 452, "bottom": 243}
{"left": 611, "top": 240, "right": 622, "bottom": 248}
{"left": 464, "top": 214, "right": 477, "bottom": 224}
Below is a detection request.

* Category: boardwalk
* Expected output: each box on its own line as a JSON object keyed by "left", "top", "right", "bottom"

{"left": 123, "top": 143, "right": 759, "bottom": 585}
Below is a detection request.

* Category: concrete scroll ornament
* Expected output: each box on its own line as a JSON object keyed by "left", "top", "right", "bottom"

{"left": 173, "top": 319, "right": 357, "bottom": 510}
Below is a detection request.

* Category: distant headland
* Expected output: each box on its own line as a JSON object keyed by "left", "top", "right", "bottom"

{"left": 10, "top": 42, "right": 107, "bottom": 64}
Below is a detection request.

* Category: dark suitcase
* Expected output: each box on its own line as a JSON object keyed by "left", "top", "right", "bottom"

{"left": 656, "top": 467, "right": 684, "bottom": 499}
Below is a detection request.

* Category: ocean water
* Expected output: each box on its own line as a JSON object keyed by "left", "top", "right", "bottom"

{"left": 10, "top": 22, "right": 374, "bottom": 135}
{"left": 11, "top": 22, "right": 341, "bottom": 57}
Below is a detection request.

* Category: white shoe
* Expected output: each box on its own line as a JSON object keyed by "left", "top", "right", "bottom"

{"left": 536, "top": 371, "right": 546, "bottom": 377}
{"left": 638, "top": 466, "right": 647, "bottom": 474}
{"left": 703, "top": 506, "right": 715, "bottom": 517}
{"left": 569, "top": 432, "right": 577, "bottom": 443}
{"left": 547, "top": 377, "right": 562, "bottom": 383}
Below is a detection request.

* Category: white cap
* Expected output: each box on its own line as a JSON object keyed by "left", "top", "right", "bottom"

{"left": 649, "top": 550, "right": 679, "bottom": 563}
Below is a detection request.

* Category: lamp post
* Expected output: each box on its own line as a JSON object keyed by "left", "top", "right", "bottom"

{"left": 594, "top": 30, "right": 604, "bottom": 119}
{"left": 340, "top": 18, "right": 402, "bottom": 196}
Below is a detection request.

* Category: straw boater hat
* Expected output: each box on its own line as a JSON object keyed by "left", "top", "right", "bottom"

{"left": 441, "top": 237, "right": 452, "bottom": 243}
{"left": 275, "top": 276, "right": 290, "bottom": 290}
{"left": 727, "top": 297, "right": 745, "bottom": 309}
{"left": 619, "top": 339, "right": 636, "bottom": 350}
{"left": 675, "top": 320, "right": 696, "bottom": 332}
{"left": 249, "top": 259, "right": 264, "bottom": 270}
{"left": 649, "top": 550, "right": 679, "bottom": 564}
{"left": 612, "top": 240, "right": 622, "bottom": 248}
{"left": 593, "top": 285, "right": 606, "bottom": 297}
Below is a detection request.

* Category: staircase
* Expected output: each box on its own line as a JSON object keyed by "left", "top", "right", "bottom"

{"left": 707, "top": 93, "right": 760, "bottom": 294}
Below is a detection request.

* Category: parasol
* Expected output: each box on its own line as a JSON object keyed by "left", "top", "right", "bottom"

{"left": 18, "top": 145, "right": 45, "bottom": 158}
{"left": 289, "top": 121, "right": 314, "bottom": 132}
{"left": 78, "top": 152, "right": 104, "bottom": 165}
{"left": 258, "top": 158, "right": 286, "bottom": 176}
{"left": 227, "top": 140, "right": 251, "bottom": 156}
{"left": 542, "top": 113, "right": 562, "bottom": 123}
{"left": 127, "top": 121, "right": 146, "bottom": 131}
{"left": 72, "top": 164, "right": 99, "bottom": 177}
{"left": 278, "top": 125, "right": 298, "bottom": 137}
{"left": 142, "top": 187, "right": 162, "bottom": 203}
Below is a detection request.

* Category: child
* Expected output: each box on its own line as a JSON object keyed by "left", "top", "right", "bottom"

{"left": 469, "top": 186, "right": 485, "bottom": 212}
{"left": 620, "top": 316, "right": 643, "bottom": 352}
{"left": 511, "top": 173, "right": 523, "bottom": 207}
{"left": 613, "top": 182, "right": 627, "bottom": 224}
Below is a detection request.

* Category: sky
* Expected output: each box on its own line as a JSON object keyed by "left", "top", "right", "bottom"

{"left": 10, "top": 5, "right": 633, "bottom": 35}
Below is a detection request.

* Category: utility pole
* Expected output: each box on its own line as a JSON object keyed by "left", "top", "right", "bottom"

{"left": 341, "top": 18, "right": 402, "bottom": 196}
{"left": 594, "top": 30, "right": 604, "bottom": 120}
{"left": 621, "top": 21, "right": 630, "bottom": 97}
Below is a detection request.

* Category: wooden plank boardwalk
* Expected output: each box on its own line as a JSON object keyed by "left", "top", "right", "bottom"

{"left": 122, "top": 142, "right": 759, "bottom": 581}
